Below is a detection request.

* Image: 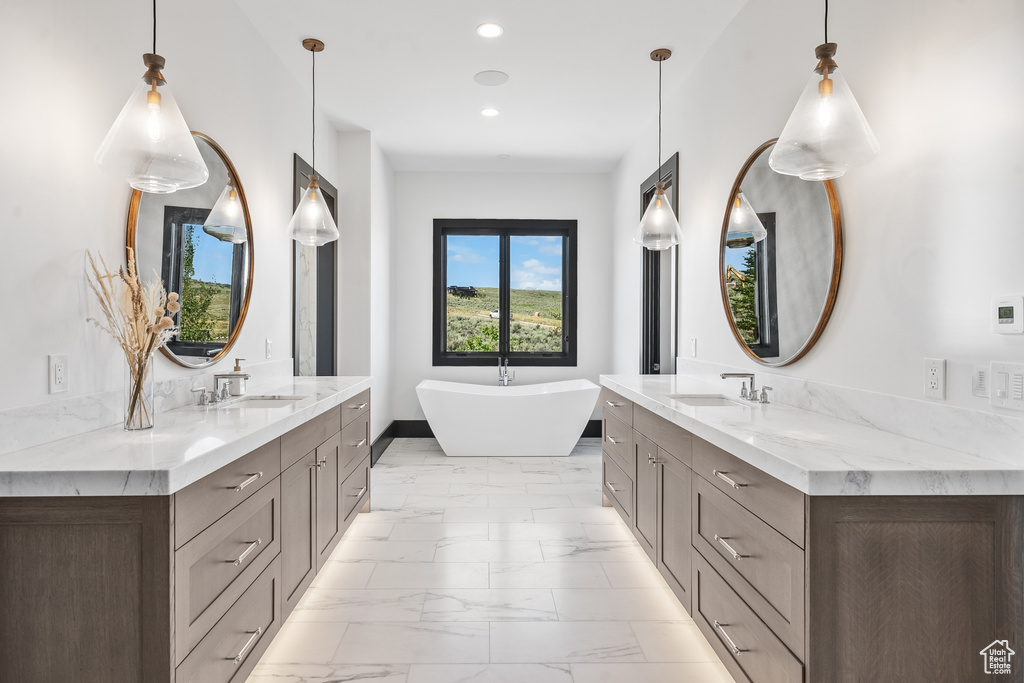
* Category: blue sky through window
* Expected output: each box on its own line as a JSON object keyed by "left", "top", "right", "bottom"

{"left": 186, "top": 223, "right": 234, "bottom": 285}
{"left": 446, "top": 234, "right": 562, "bottom": 291}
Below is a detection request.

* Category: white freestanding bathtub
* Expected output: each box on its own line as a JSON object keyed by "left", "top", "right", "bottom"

{"left": 415, "top": 378, "right": 600, "bottom": 457}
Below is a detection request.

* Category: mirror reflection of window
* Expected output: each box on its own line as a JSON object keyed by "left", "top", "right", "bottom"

{"left": 724, "top": 212, "right": 779, "bottom": 358}
{"left": 161, "top": 206, "right": 248, "bottom": 359}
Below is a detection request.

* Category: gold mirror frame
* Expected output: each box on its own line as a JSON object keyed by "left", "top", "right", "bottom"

{"left": 126, "top": 132, "right": 255, "bottom": 369}
{"left": 718, "top": 138, "right": 842, "bottom": 367}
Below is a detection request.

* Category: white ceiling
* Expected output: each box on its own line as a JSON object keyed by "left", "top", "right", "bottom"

{"left": 236, "top": 0, "right": 746, "bottom": 173}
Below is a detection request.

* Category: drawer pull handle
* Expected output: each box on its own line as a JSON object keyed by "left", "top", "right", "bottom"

{"left": 231, "top": 538, "right": 263, "bottom": 567}
{"left": 353, "top": 438, "right": 367, "bottom": 448}
{"left": 606, "top": 482, "right": 619, "bottom": 493}
{"left": 606, "top": 436, "right": 621, "bottom": 444}
{"left": 229, "top": 627, "right": 263, "bottom": 664}
{"left": 604, "top": 400, "right": 623, "bottom": 407}
{"left": 351, "top": 403, "right": 368, "bottom": 410}
{"left": 232, "top": 472, "right": 263, "bottom": 492}
{"left": 351, "top": 486, "right": 368, "bottom": 497}
{"left": 317, "top": 458, "right": 327, "bottom": 470}
{"left": 714, "top": 534, "right": 746, "bottom": 561}
{"left": 713, "top": 620, "right": 746, "bottom": 657}
{"left": 713, "top": 469, "right": 746, "bottom": 489}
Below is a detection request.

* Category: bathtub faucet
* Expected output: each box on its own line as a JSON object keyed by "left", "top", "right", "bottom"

{"left": 498, "top": 358, "right": 516, "bottom": 386}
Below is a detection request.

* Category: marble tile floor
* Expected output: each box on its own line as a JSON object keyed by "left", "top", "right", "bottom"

{"left": 246, "top": 437, "right": 731, "bottom": 683}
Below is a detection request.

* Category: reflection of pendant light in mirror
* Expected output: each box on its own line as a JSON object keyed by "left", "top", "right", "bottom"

{"left": 95, "top": 0, "right": 208, "bottom": 194}
{"left": 769, "top": 0, "right": 878, "bottom": 180}
{"left": 633, "top": 48, "right": 682, "bottom": 251}
{"left": 288, "top": 38, "right": 340, "bottom": 247}
{"left": 726, "top": 191, "right": 768, "bottom": 245}
{"left": 202, "top": 178, "right": 247, "bottom": 243}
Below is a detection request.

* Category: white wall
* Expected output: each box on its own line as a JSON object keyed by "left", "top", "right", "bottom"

{"left": 0, "top": 0, "right": 338, "bottom": 411}
{"left": 370, "top": 138, "right": 396, "bottom": 440}
{"left": 391, "top": 172, "right": 614, "bottom": 420}
{"left": 611, "top": 0, "right": 1024, "bottom": 415}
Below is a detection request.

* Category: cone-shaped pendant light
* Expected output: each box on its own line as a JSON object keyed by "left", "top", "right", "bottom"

{"left": 203, "top": 178, "right": 247, "bottom": 243}
{"left": 769, "top": 0, "right": 878, "bottom": 180}
{"left": 95, "top": 0, "right": 207, "bottom": 193}
{"left": 288, "top": 38, "right": 339, "bottom": 247}
{"left": 634, "top": 49, "right": 682, "bottom": 251}
{"left": 726, "top": 191, "right": 768, "bottom": 244}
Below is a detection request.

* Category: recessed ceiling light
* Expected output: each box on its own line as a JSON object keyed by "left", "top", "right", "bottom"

{"left": 497, "top": 154, "right": 511, "bottom": 160}
{"left": 481, "top": 108, "right": 500, "bottom": 117}
{"left": 474, "top": 70, "right": 509, "bottom": 86}
{"left": 476, "top": 23, "right": 503, "bottom": 38}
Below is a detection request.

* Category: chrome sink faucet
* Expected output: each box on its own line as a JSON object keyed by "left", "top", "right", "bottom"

{"left": 720, "top": 372, "right": 756, "bottom": 401}
{"left": 720, "top": 372, "right": 773, "bottom": 404}
{"left": 212, "top": 372, "right": 251, "bottom": 403}
{"left": 498, "top": 358, "right": 515, "bottom": 386}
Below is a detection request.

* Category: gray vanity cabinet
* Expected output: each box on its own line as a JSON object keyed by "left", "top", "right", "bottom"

{"left": 0, "top": 392, "right": 372, "bottom": 683}
{"left": 601, "top": 387, "right": 1024, "bottom": 683}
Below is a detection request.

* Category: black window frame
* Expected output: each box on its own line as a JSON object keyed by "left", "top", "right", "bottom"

{"left": 432, "top": 218, "right": 578, "bottom": 367}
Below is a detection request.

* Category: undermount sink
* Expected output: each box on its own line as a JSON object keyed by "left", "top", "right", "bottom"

{"left": 667, "top": 394, "right": 748, "bottom": 408}
{"left": 221, "top": 395, "right": 306, "bottom": 409}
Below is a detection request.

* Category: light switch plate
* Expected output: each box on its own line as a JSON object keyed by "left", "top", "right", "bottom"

{"left": 972, "top": 365, "right": 989, "bottom": 398}
{"left": 991, "top": 361, "right": 1024, "bottom": 411}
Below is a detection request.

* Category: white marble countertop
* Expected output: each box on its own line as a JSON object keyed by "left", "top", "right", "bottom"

{"left": 601, "top": 374, "right": 1024, "bottom": 496}
{"left": 0, "top": 376, "right": 371, "bottom": 497}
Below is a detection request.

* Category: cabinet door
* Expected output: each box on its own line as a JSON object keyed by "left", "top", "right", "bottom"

{"left": 315, "top": 431, "right": 343, "bottom": 569}
{"left": 633, "top": 432, "right": 658, "bottom": 561}
{"left": 657, "top": 447, "right": 691, "bottom": 614}
{"left": 281, "top": 450, "right": 318, "bottom": 619}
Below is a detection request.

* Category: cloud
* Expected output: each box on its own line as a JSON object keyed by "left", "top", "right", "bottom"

{"left": 513, "top": 258, "right": 562, "bottom": 290}
{"left": 538, "top": 244, "right": 562, "bottom": 255}
{"left": 448, "top": 245, "right": 487, "bottom": 263}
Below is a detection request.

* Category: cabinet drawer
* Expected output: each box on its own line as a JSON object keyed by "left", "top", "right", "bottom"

{"left": 602, "top": 452, "right": 633, "bottom": 521}
{"left": 634, "top": 406, "right": 692, "bottom": 467}
{"left": 341, "top": 389, "right": 370, "bottom": 427}
{"left": 693, "top": 554, "right": 803, "bottom": 683}
{"left": 281, "top": 405, "right": 342, "bottom": 470}
{"left": 175, "top": 439, "right": 281, "bottom": 548}
{"left": 340, "top": 409, "right": 370, "bottom": 482}
{"left": 693, "top": 437, "right": 805, "bottom": 548}
{"left": 175, "top": 479, "right": 281, "bottom": 661}
{"left": 341, "top": 455, "right": 371, "bottom": 524}
{"left": 602, "top": 413, "right": 633, "bottom": 478}
{"left": 600, "top": 387, "right": 632, "bottom": 426}
{"left": 176, "top": 556, "right": 282, "bottom": 683}
{"left": 693, "top": 476, "right": 804, "bottom": 658}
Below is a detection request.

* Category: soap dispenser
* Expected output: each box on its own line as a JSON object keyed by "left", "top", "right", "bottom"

{"left": 228, "top": 358, "right": 248, "bottom": 396}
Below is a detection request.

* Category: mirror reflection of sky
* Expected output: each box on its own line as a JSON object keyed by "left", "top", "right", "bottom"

{"left": 446, "top": 235, "right": 563, "bottom": 291}
{"left": 724, "top": 244, "right": 754, "bottom": 272}
{"left": 186, "top": 223, "right": 233, "bottom": 285}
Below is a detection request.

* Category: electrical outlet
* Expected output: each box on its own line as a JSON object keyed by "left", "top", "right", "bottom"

{"left": 690, "top": 338, "right": 697, "bottom": 357}
{"left": 972, "top": 365, "right": 989, "bottom": 398}
{"left": 48, "top": 354, "right": 68, "bottom": 393}
{"left": 924, "top": 358, "right": 945, "bottom": 399}
{"left": 265, "top": 338, "right": 273, "bottom": 359}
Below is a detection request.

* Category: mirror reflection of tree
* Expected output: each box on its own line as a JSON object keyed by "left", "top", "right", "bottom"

{"left": 728, "top": 248, "right": 760, "bottom": 345}
{"left": 178, "top": 225, "right": 219, "bottom": 342}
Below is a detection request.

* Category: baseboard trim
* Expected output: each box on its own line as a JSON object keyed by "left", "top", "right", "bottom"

{"left": 372, "top": 419, "right": 601, "bottom": 465}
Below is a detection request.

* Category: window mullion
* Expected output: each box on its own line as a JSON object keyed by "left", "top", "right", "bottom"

{"left": 499, "top": 232, "right": 510, "bottom": 358}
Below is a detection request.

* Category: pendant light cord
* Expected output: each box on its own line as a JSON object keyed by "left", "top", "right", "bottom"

{"left": 152, "top": 0, "right": 157, "bottom": 54}
{"left": 824, "top": 0, "right": 829, "bottom": 43}
{"left": 657, "top": 57, "right": 663, "bottom": 171}
{"left": 311, "top": 47, "right": 316, "bottom": 173}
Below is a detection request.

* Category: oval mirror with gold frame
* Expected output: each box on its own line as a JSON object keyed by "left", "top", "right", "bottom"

{"left": 719, "top": 138, "right": 842, "bottom": 367}
{"left": 126, "top": 132, "right": 254, "bottom": 368}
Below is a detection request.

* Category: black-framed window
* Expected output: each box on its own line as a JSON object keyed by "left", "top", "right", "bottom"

{"left": 433, "top": 219, "right": 577, "bottom": 367}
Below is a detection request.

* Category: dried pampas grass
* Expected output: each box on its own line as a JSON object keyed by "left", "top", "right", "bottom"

{"left": 86, "top": 248, "right": 179, "bottom": 429}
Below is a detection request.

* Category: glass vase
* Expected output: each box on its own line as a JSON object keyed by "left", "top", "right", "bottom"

{"left": 125, "top": 353, "right": 155, "bottom": 431}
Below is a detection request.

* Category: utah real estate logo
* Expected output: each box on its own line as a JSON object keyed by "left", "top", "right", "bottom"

{"left": 980, "top": 640, "right": 1015, "bottom": 675}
